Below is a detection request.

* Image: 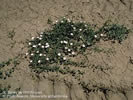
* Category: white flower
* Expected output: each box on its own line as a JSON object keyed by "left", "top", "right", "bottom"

{"left": 67, "top": 18, "right": 71, "bottom": 22}
{"left": 25, "top": 53, "right": 28, "bottom": 56}
{"left": 71, "top": 25, "right": 74, "bottom": 27}
{"left": 79, "top": 29, "right": 82, "bottom": 31}
{"left": 30, "top": 60, "right": 32, "bottom": 63}
{"left": 45, "top": 43, "right": 50, "bottom": 48}
{"left": 71, "top": 51, "right": 75, "bottom": 55}
{"left": 43, "top": 54, "right": 46, "bottom": 56}
{"left": 57, "top": 53, "right": 61, "bottom": 56}
{"left": 85, "top": 24, "right": 87, "bottom": 27}
{"left": 82, "top": 44, "right": 86, "bottom": 48}
{"left": 68, "top": 49, "right": 71, "bottom": 52}
{"left": 65, "top": 47, "right": 68, "bottom": 49}
{"left": 94, "top": 35, "right": 97, "bottom": 38}
{"left": 39, "top": 38, "right": 42, "bottom": 40}
{"left": 40, "top": 32, "right": 43, "bottom": 34}
{"left": 38, "top": 60, "right": 41, "bottom": 63}
{"left": 31, "top": 53, "right": 34, "bottom": 56}
{"left": 31, "top": 37, "right": 35, "bottom": 40}
{"left": 63, "top": 57, "right": 66, "bottom": 60}
{"left": 100, "top": 34, "right": 104, "bottom": 37}
{"left": 45, "top": 45, "right": 49, "bottom": 48}
{"left": 61, "top": 20, "right": 64, "bottom": 23}
{"left": 55, "top": 20, "right": 58, "bottom": 23}
{"left": 60, "top": 41, "right": 63, "bottom": 44}
{"left": 64, "top": 41, "right": 68, "bottom": 44}
{"left": 68, "top": 20, "right": 71, "bottom": 23}
{"left": 39, "top": 53, "right": 42, "bottom": 56}
{"left": 70, "top": 33, "right": 73, "bottom": 36}
{"left": 85, "top": 29, "right": 87, "bottom": 31}
{"left": 87, "top": 42, "right": 91, "bottom": 46}
{"left": 70, "top": 43, "right": 73, "bottom": 46}
{"left": 37, "top": 37, "right": 39, "bottom": 39}
{"left": 40, "top": 35, "right": 43, "bottom": 37}
{"left": 28, "top": 42, "right": 31, "bottom": 45}
{"left": 79, "top": 36, "right": 82, "bottom": 38}
{"left": 63, "top": 17, "right": 66, "bottom": 19}
{"left": 36, "top": 51, "right": 39, "bottom": 53}
{"left": 46, "top": 43, "right": 49, "bottom": 45}
{"left": 41, "top": 45, "right": 44, "bottom": 48}
{"left": 38, "top": 43, "right": 41, "bottom": 46}
{"left": 46, "top": 57, "right": 49, "bottom": 61}
{"left": 33, "top": 45, "right": 37, "bottom": 48}
{"left": 80, "top": 21, "right": 83, "bottom": 23}
{"left": 68, "top": 53, "right": 71, "bottom": 56}
{"left": 73, "top": 27, "right": 76, "bottom": 30}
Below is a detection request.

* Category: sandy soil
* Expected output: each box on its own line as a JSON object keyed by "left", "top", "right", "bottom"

{"left": 0, "top": 0, "right": 133, "bottom": 100}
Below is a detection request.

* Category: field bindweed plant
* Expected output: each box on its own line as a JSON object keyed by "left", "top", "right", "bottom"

{"left": 26, "top": 17, "right": 130, "bottom": 73}
{"left": 0, "top": 57, "right": 20, "bottom": 79}
{"left": 97, "top": 20, "right": 130, "bottom": 43}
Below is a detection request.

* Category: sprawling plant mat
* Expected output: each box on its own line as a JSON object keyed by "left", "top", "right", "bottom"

{"left": 26, "top": 17, "right": 130, "bottom": 73}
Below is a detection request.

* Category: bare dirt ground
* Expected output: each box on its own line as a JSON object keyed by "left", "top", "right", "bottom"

{"left": 0, "top": 0, "right": 133, "bottom": 100}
